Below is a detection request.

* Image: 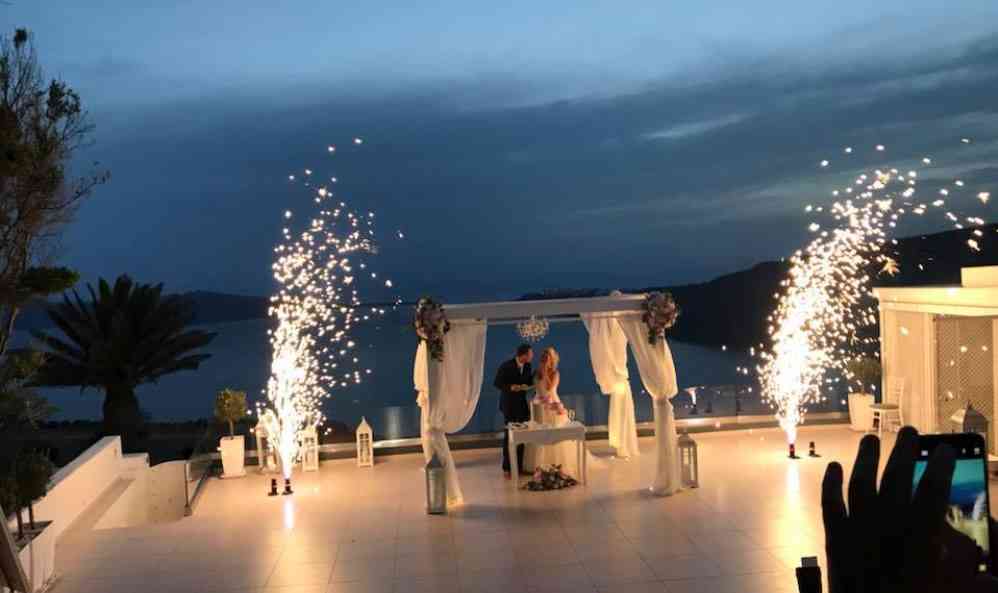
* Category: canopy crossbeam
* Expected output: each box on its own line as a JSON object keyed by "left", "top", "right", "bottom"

{"left": 444, "top": 294, "right": 646, "bottom": 323}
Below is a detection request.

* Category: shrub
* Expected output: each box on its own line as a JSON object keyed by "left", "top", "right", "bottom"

{"left": 846, "top": 357, "right": 882, "bottom": 393}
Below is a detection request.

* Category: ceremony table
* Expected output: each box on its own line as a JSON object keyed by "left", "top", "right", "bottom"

{"left": 507, "top": 421, "right": 588, "bottom": 485}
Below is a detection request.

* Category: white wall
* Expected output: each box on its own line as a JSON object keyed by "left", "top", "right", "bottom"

{"left": 7, "top": 437, "right": 189, "bottom": 542}
{"left": 92, "top": 478, "right": 146, "bottom": 531}
{"left": 15, "top": 437, "right": 124, "bottom": 542}
{"left": 147, "top": 462, "right": 187, "bottom": 523}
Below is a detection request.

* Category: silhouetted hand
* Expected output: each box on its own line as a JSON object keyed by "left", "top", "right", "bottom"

{"left": 822, "top": 427, "right": 998, "bottom": 593}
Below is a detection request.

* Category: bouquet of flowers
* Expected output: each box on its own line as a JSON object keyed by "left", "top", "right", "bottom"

{"left": 642, "top": 291, "right": 679, "bottom": 345}
{"left": 524, "top": 464, "right": 578, "bottom": 491}
{"left": 414, "top": 297, "right": 450, "bottom": 361}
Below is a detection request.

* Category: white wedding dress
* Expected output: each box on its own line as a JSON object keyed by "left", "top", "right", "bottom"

{"left": 523, "top": 372, "right": 584, "bottom": 479}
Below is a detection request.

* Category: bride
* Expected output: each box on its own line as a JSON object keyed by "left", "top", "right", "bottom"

{"left": 523, "top": 346, "right": 583, "bottom": 479}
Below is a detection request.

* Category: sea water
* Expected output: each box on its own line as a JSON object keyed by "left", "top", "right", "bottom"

{"left": 22, "top": 312, "right": 844, "bottom": 439}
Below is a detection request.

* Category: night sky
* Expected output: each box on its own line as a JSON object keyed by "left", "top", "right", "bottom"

{"left": 9, "top": 2, "right": 998, "bottom": 301}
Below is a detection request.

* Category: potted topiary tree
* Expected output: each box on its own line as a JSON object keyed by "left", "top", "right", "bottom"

{"left": 4, "top": 450, "right": 57, "bottom": 592}
{"left": 15, "top": 452, "right": 54, "bottom": 534}
{"left": 845, "top": 357, "right": 881, "bottom": 432}
{"left": 215, "top": 388, "right": 247, "bottom": 478}
{"left": 0, "top": 470, "right": 21, "bottom": 540}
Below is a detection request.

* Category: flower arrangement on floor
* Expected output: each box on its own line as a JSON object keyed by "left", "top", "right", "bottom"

{"left": 523, "top": 465, "right": 578, "bottom": 491}
{"left": 642, "top": 291, "right": 679, "bottom": 345}
{"left": 414, "top": 297, "right": 450, "bottom": 361}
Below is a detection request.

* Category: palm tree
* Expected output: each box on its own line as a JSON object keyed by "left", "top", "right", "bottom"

{"left": 28, "top": 275, "right": 216, "bottom": 448}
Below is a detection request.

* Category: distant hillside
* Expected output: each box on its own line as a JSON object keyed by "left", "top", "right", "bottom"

{"left": 522, "top": 224, "right": 998, "bottom": 351}
{"left": 15, "top": 291, "right": 407, "bottom": 332}
{"left": 519, "top": 261, "right": 789, "bottom": 351}
{"left": 15, "top": 291, "right": 270, "bottom": 333}
{"left": 15, "top": 224, "right": 996, "bottom": 345}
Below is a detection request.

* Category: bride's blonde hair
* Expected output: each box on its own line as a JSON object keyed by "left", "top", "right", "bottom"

{"left": 537, "top": 347, "right": 559, "bottom": 387}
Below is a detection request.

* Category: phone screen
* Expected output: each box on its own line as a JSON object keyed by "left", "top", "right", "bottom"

{"left": 913, "top": 435, "right": 991, "bottom": 573}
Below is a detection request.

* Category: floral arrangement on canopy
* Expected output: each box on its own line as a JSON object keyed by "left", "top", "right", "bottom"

{"left": 523, "top": 465, "right": 578, "bottom": 491}
{"left": 414, "top": 297, "right": 450, "bottom": 361}
{"left": 642, "top": 291, "right": 680, "bottom": 344}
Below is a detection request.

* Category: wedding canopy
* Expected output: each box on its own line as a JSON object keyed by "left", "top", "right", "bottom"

{"left": 413, "top": 294, "right": 682, "bottom": 505}
{"left": 874, "top": 265, "right": 998, "bottom": 453}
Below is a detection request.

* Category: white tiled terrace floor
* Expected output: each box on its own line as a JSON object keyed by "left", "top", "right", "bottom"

{"left": 50, "top": 425, "right": 927, "bottom": 593}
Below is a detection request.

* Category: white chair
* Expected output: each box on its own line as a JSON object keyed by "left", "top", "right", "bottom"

{"left": 870, "top": 378, "right": 904, "bottom": 436}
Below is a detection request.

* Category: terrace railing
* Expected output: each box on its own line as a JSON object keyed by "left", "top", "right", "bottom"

{"left": 183, "top": 425, "right": 218, "bottom": 516}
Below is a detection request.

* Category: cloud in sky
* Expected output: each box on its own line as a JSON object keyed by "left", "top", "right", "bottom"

{"left": 7, "top": 2, "right": 998, "bottom": 300}
{"left": 642, "top": 114, "right": 750, "bottom": 141}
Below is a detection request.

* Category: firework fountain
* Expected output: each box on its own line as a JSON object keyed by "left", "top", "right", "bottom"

{"left": 258, "top": 141, "right": 394, "bottom": 483}
{"left": 758, "top": 140, "right": 992, "bottom": 446}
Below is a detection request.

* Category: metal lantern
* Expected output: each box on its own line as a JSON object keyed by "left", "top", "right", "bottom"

{"left": 356, "top": 417, "right": 374, "bottom": 467}
{"left": 678, "top": 432, "right": 699, "bottom": 488}
{"left": 300, "top": 424, "right": 319, "bottom": 472}
{"left": 425, "top": 453, "right": 447, "bottom": 515}
{"left": 951, "top": 403, "right": 989, "bottom": 451}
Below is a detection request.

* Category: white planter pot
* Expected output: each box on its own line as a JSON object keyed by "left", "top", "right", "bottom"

{"left": 219, "top": 435, "right": 246, "bottom": 478}
{"left": 12, "top": 520, "right": 55, "bottom": 593}
{"left": 847, "top": 393, "right": 875, "bottom": 432}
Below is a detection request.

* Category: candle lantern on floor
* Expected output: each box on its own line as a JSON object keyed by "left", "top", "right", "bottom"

{"left": 951, "top": 403, "right": 989, "bottom": 451}
{"left": 425, "top": 453, "right": 447, "bottom": 515}
{"left": 254, "top": 411, "right": 280, "bottom": 473}
{"left": 678, "top": 432, "right": 699, "bottom": 488}
{"left": 356, "top": 417, "right": 374, "bottom": 467}
{"left": 300, "top": 424, "right": 319, "bottom": 472}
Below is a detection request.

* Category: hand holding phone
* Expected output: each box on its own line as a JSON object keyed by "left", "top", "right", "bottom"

{"left": 823, "top": 427, "right": 998, "bottom": 592}
{"left": 913, "top": 433, "right": 992, "bottom": 574}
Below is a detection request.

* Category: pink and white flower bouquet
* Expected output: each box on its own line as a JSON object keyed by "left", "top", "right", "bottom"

{"left": 524, "top": 465, "right": 578, "bottom": 491}
{"left": 642, "top": 291, "right": 679, "bottom": 345}
{"left": 414, "top": 297, "right": 450, "bottom": 361}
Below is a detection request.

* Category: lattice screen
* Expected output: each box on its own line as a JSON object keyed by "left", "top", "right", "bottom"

{"left": 935, "top": 317, "right": 994, "bottom": 453}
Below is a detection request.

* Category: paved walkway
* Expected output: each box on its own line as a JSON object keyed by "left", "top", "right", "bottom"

{"left": 50, "top": 425, "right": 897, "bottom": 593}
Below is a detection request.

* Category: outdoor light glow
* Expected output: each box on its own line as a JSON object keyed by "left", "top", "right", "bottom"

{"left": 758, "top": 140, "right": 992, "bottom": 444}
{"left": 260, "top": 142, "right": 396, "bottom": 479}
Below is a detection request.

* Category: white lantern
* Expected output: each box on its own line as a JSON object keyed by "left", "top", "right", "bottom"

{"left": 356, "top": 417, "right": 374, "bottom": 467}
{"left": 678, "top": 432, "right": 699, "bottom": 488}
{"left": 253, "top": 413, "right": 279, "bottom": 473}
{"left": 300, "top": 424, "right": 320, "bottom": 472}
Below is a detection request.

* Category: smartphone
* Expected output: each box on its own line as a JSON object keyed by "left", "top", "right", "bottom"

{"left": 913, "top": 433, "right": 992, "bottom": 573}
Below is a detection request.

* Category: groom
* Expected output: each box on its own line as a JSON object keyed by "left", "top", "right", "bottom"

{"left": 495, "top": 343, "right": 533, "bottom": 478}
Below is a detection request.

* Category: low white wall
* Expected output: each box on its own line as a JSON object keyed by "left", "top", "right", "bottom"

{"left": 148, "top": 461, "right": 187, "bottom": 523}
{"left": 92, "top": 478, "right": 146, "bottom": 531}
{"left": 16, "top": 437, "right": 125, "bottom": 542}
{"left": 16, "top": 521, "right": 55, "bottom": 593}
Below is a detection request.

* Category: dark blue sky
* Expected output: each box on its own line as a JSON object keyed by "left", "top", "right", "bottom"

{"left": 8, "top": 2, "right": 998, "bottom": 301}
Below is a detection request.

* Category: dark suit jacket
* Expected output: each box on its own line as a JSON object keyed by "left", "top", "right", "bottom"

{"left": 494, "top": 358, "right": 532, "bottom": 421}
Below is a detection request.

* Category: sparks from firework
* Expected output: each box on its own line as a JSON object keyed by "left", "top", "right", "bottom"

{"left": 257, "top": 142, "right": 396, "bottom": 479}
{"left": 757, "top": 141, "right": 992, "bottom": 444}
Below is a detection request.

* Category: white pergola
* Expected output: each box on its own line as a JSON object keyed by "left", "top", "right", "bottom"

{"left": 874, "top": 265, "right": 998, "bottom": 452}
{"left": 443, "top": 294, "right": 646, "bottom": 323}
{"left": 415, "top": 293, "right": 682, "bottom": 505}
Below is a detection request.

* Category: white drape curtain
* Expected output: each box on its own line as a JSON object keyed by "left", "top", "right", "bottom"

{"left": 884, "top": 310, "right": 937, "bottom": 433}
{"left": 414, "top": 322, "right": 488, "bottom": 505}
{"left": 618, "top": 318, "right": 682, "bottom": 496}
{"left": 582, "top": 314, "right": 640, "bottom": 459}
